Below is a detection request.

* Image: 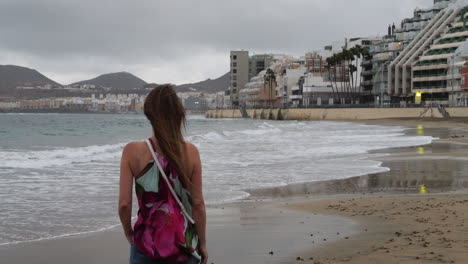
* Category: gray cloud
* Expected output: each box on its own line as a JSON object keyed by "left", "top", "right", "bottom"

{"left": 0, "top": 0, "right": 432, "bottom": 84}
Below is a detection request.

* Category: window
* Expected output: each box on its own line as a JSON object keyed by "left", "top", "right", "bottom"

{"left": 233, "top": 75, "right": 237, "bottom": 80}
{"left": 233, "top": 69, "right": 237, "bottom": 74}
{"left": 233, "top": 62, "right": 237, "bottom": 67}
{"left": 233, "top": 82, "right": 237, "bottom": 87}
{"left": 233, "top": 55, "right": 237, "bottom": 60}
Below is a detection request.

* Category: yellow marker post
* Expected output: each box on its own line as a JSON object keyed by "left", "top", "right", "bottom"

{"left": 420, "top": 184, "right": 427, "bottom": 194}
{"left": 415, "top": 92, "right": 422, "bottom": 105}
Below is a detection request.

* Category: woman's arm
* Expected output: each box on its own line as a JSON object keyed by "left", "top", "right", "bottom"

{"left": 119, "top": 143, "right": 134, "bottom": 244}
{"left": 188, "top": 144, "right": 208, "bottom": 264}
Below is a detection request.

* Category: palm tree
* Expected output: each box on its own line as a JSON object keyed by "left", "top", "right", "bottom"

{"left": 332, "top": 52, "right": 342, "bottom": 103}
{"left": 349, "top": 46, "right": 360, "bottom": 101}
{"left": 342, "top": 48, "right": 355, "bottom": 103}
{"left": 264, "top": 68, "right": 276, "bottom": 108}
{"left": 330, "top": 54, "right": 340, "bottom": 101}
{"left": 325, "top": 57, "right": 339, "bottom": 104}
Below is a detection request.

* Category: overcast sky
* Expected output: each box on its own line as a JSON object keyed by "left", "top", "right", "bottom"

{"left": 0, "top": 0, "right": 433, "bottom": 85}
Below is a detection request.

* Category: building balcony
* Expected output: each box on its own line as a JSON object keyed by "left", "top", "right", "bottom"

{"left": 291, "top": 85, "right": 300, "bottom": 91}
{"left": 412, "top": 62, "right": 448, "bottom": 70}
{"left": 361, "top": 80, "right": 374, "bottom": 86}
{"left": 372, "top": 55, "right": 393, "bottom": 62}
{"left": 442, "top": 31, "right": 468, "bottom": 39}
{"left": 289, "top": 95, "right": 303, "bottom": 100}
{"left": 362, "top": 60, "right": 372, "bottom": 66}
{"left": 412, "top": 87, "right": 453, "bottom": 94}
{"left": 361, "top": 70, "right": 374, "bottom": 76}
{"left": 413, "top": 75, "right": 448, "bottom": 82}
{"left": 430, "top": 42, "right": 464, "bottom": 50}
{"left": 419, "top": 53, "right": 452, "bottom": 61}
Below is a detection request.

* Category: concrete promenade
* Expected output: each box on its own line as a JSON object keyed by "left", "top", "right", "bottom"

{"left": 205, "top": 107, "right": 468, "bottom": 120}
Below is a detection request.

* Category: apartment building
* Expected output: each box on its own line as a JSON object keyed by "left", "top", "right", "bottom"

{"left": 388, "top": 1, "right": 468, "bottom": 105}
{"left": 412, "top": 6, "right": 468, "bottom": 104}
{"left": 229, "top": 51, "right": 249, "bottom": 106}
{"left": 239, "top": 70, "right": 277, "bottom": 108}
{"left": 229, "top": 51, "right": 275, "bottom": 106}
{"left": 248, "top": 54, "right": 275, "bottom": 80}
{"left": 361, "top": 1, "right": 453, "bottom": 106}
{"left": 387, "top": 0, "right": 463, "bottom": 104}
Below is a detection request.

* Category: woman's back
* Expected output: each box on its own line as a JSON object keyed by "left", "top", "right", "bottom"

{"left": 130, "top": 138, "right": 199, "bottom": 262}
{"left": 119, "top": 84, "right": 207, "bottom": 264}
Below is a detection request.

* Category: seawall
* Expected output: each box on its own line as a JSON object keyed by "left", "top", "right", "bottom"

{"left": 205, "top": 107, "right": 468, "bottom": 120}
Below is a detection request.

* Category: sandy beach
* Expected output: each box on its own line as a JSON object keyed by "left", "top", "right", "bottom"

{"left": 1, "top": 118, "right": 467, "bottom": 264}
{"left": 287, "top": 192, "right": 468, "bottom": 264}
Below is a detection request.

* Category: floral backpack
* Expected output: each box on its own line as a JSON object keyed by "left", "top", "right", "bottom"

{"left": 132, "top": 139, "right": 200, "bottom": 262}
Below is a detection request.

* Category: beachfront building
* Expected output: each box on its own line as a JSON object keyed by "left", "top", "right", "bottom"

{"left": 451, "top": 46, "right": 468, "bottom": 106}
{"left": 361, "top": 38, "right": 381, "bottom": 100}
{"left": 212, "top": 91, "right": 231, "bottom": 109}
{"left": 274, "top": 39, "right": 371, "bottom": 107}
{"left": 302, "top": 67, "right": 335, "bottom": 106}
{"left": 273, "top": 46, "right": 336, "bottom": 107}
{"left": 362, "top": 36, "right": 399, "bottom": 105}
{"left": 229, "top": 51, "right": 249, "bottom": 106}
{"left": 362, "top": 0, "right": 454, "bottom": 106}
{"left": 278, "top": 62, "right": 307, "bottom": 107}
{"left": 239, "top": 69, "right": 277, "bottom": 108}
{"left": 229, "top": 51, "right": 275, "bottom": 106}
{"left": 386, "top": 0, "right": 463, "bottom": 106}
{"left": 249, "top": 54, "right": 275, "bottom": 81}
{"left": 388, "top": 1, "right": 468, "bottom": 106}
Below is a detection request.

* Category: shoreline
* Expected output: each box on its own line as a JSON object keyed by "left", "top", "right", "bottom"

{"left": 277, "top": 118, "right": 468, "bottom": 263}
{"left": 1, "top": 118, "right": 467, "bottom": 263}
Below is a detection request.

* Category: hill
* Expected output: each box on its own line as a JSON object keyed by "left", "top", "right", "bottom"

{"left": 175, "top": 72, "right": 229, "bottom": 94}
{"left": 70, "top": 72, "right": 147, "bottom": 90}
{"left": 0, "top": 65, "right": 62, "bottom": 96}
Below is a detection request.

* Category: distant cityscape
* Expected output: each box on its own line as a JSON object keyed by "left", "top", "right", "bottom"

{"left": 0, "top": 68, "right": 227, "bottom": 113}
{"left": 0, "top": 88, "right": 222, "bottom": 113}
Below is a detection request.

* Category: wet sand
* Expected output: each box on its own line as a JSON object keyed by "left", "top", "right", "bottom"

{"left": 279, "top": 118, "right": 468, "bottom": 264}
{"left": 0, "top": 201, "right": 357, "bottom": 264}
{"left": 1, "top": 118, "right": 467, "bottom": 264}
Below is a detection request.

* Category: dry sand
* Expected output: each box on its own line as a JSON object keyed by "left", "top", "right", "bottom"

{"left": 286, "top": 193, "right": 468, "bottom": 264}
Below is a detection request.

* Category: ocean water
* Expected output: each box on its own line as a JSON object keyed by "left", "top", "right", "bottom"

{"left": 0, "top": 113, "right": 433, "bottom": 245}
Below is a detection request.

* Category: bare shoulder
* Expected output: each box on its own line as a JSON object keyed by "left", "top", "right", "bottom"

{"left": 122, "top": 141, "right": 147, "bottom": 157}
{"left": 184, "top": 142, "right": 201, "bottom": 166}
{"left": 184, "top": 142, "right": 200, "bottom": 156}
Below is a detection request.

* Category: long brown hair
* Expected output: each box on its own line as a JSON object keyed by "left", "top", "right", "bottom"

{"left": 144, "top": 84, "right": 190, "bottom": 187}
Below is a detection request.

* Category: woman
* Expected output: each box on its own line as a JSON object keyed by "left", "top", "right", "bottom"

{"left": 119, "top": 84, "right": 208, "bottom": 264}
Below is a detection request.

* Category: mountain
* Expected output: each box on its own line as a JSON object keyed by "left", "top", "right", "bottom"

{"left": 175, "top": 72, "right": 229, "bottom": 94}
{"left": 70, "top": 72, "right": 147, "bottom": 90}
{"left": 0, "top": 65, "right": 62, "bottom": 96}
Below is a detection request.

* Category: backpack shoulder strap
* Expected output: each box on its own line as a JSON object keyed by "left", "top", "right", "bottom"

{"left": 145, "top": 139, "right": 195, "bottom": 224}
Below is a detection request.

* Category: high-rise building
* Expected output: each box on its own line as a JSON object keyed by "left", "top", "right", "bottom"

{"left": 365, "top": 0, "right": 453, "bottom": 105}
{"left": 386, "top": 0, "right": 457, "bottom": 103}
{"left": 388, "top": 0, "right": 468, "bottom": 105}
{"left": 229, "top": 51, "right": 249, "bottom": 106}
